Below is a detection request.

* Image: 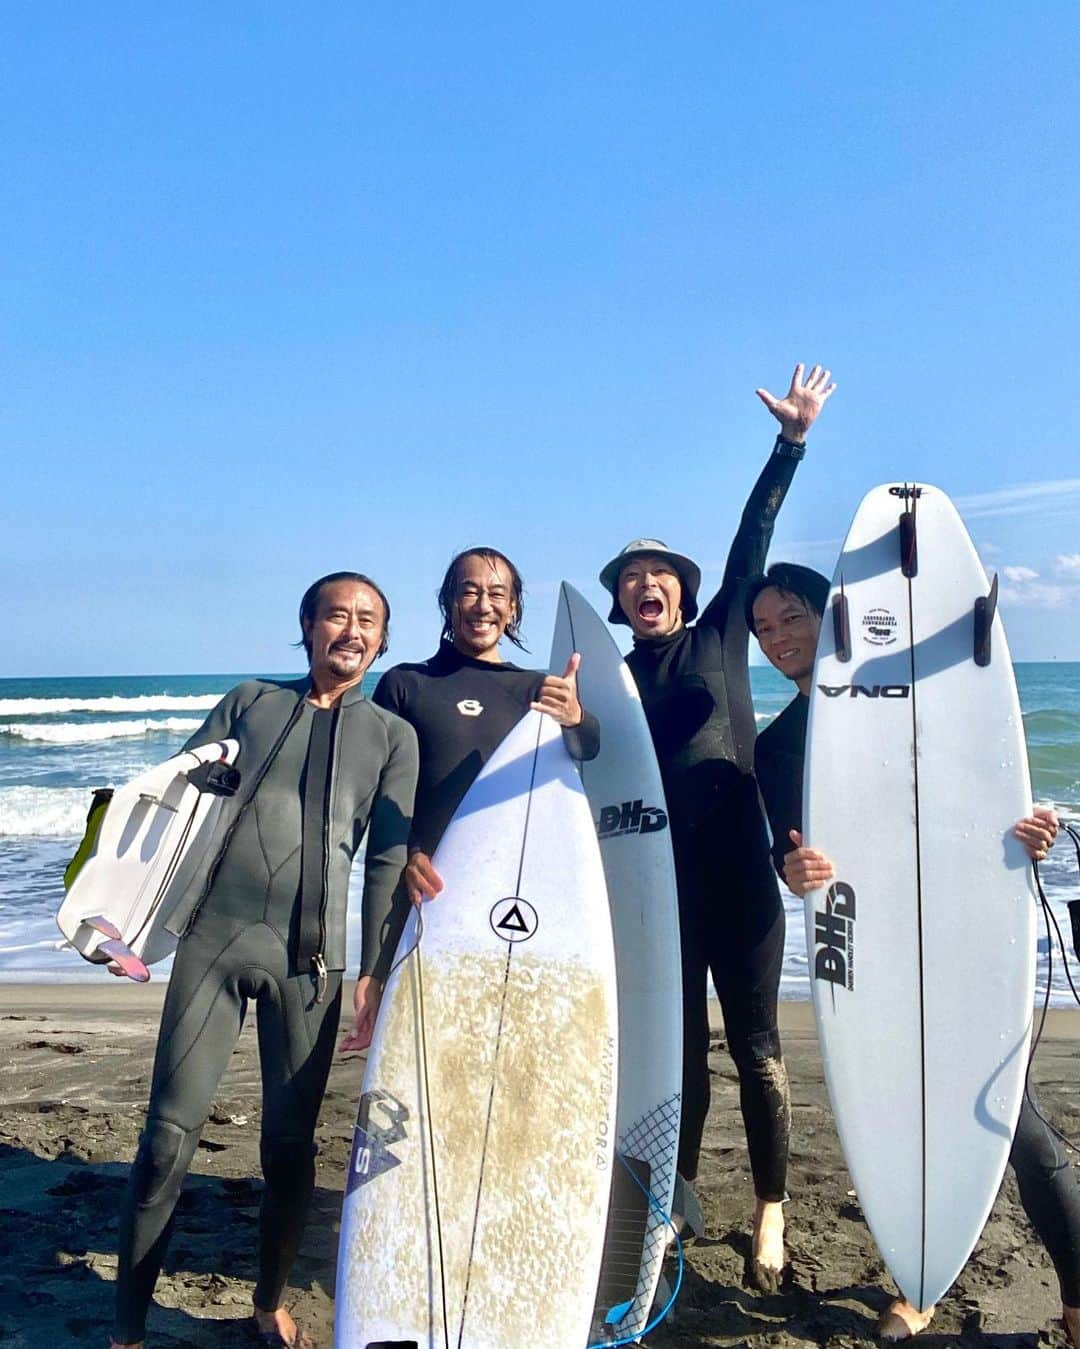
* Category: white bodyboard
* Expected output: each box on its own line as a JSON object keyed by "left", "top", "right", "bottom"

{"left": 57, "top": 739, "right": 239, "bottom": 966}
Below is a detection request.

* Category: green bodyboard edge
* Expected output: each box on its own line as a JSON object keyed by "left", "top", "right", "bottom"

{"left": 63, "top": 788, "right": 115, "bottom": 891}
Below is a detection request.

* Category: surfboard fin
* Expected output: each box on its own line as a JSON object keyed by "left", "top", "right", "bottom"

{"left": 78, "top": 916, "right": 151, "bottom": 983}
{"left": 671, "top": 1171, "right": 704, "bottom": 1239}
{"left": 899, "top": 486, "right": 918, "bottom": 578}
{"left": 973, "top": 573, "right": 998, "bottom": 667}
{"left": 832, "top": 578, "right": 852, "bottom": 663}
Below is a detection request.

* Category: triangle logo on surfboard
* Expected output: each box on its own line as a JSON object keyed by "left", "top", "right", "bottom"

{"left": 489, "top": 896, "right": 539, "bottom": 942}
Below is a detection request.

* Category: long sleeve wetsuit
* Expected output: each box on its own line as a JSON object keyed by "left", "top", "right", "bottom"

{"left": 755, "top": 690, "right": 1080, "bottom": 1305}
{"left": 623, "top": 437, "right": 803, "bottom": 1194}
{"left": 754, "top": 691, "right": 809, "bottom": 878}
{"left": 112, "top": 679, "right": 417, "bottom": 1344}
{"left": 373, "top": 642, "right": 599, "bottom": 857}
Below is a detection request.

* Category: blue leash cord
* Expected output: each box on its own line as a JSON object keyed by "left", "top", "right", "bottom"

{"left": 585, "top": 1153, "right": 685, "bottom": 1348}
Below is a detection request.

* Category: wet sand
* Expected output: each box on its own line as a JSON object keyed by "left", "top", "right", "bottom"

{"left": 2, "top": 986, "right": 1078, "bottom": 1347}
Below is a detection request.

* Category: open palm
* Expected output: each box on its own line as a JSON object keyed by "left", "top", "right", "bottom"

{"left": 756, "top": 363, "right": 836, "bottom": 442}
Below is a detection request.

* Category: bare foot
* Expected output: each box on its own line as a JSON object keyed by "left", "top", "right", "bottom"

{"left": 750, "top": 1197, "right": 785, "bottom": 1292}
{"left": 1063, "top": 1302, "right": 1080, "bottom": 1347}
{"left": 876, "top": 1297, "right": 936, "bottom": 1340}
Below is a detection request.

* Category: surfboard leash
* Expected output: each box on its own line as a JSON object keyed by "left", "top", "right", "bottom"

{"left": 1023, "top": 842, "right": 1080, "bottom": 1154}
{"left": 412, "top": 928, "right": 452, "bottom": 1349}
{"left": 377, "top": 903, "right": 452, "bottom": 1348}
{"left": 383, "top": 900, "right": 426, "bottom": 981}
{"left": 1032, "top": 826, "right": 1080, "bottom": 1019}
{"left": 586, "top": 1152, "right": 685, "bottom": 1349}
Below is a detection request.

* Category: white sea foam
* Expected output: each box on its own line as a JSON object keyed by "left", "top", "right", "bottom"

{"left": 0, "top": 786, "right": 90, "bottom": 837}
{"left": 0, "top": 717, "right": 203, "bottom": 745}
{"left": 0, "top": 694, "right": 223, "bottom": 716}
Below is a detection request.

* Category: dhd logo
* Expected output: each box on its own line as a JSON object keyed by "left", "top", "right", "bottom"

{"left": 814, "top": 880, "right": 856, "bottom": 991}
{"left": 597, "top": 799, "right": 668, "bottom": 839}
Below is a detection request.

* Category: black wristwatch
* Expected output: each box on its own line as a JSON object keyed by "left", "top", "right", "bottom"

{"left": 773, "top": 433, "right": 806, "bottom": 460}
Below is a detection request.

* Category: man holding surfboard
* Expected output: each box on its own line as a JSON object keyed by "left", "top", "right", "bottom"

{"left": 597, "top": 362, "right": 835, "bottom": 1292}
{"left": 110, "top": 572, "right": 418, "bottom": 1349}
{"left": 372, "top": 545, "right": 598, "bottom": 909}
{"left": 747, "top": 562, "right": 1080, "bottom": 1344}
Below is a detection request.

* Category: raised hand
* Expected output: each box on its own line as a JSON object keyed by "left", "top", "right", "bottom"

{"left": 756, "top": 363, "right": 836, "bottom": 443}
{"left": 531, "top": 652, "right": 584, "bottom": 727}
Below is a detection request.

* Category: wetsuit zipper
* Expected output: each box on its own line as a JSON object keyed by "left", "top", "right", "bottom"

{"left": 311, "top": 705, "right": 340, "bottom": 1004}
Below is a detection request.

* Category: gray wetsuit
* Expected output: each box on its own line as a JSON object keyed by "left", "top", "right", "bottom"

{"left": 113, "top": 678, "right": 417, "bottom": 1344}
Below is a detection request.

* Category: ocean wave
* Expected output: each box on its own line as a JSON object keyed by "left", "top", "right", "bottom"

{"left": 0, "top": 694, "right": 223, "bottom": 716}
{"left": 1029, "top": 743, "right": 1080, "bottom": 803}
{"left": 0, "top": 717, "right": 203, "bottom": 745}
{"left": 1023, "top": 708, "right": 1080, "bottom": 736}
{"left": 0, "top": 786, "right": 90, "bottom": 837}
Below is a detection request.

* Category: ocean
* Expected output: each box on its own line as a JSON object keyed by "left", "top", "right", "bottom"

{"left": 1, "top": 666, "right": 1078, "bottom": 1001}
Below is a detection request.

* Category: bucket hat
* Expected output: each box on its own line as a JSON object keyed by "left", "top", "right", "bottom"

{"left": 598, "top": 538, "right": 702, "bottom": 626}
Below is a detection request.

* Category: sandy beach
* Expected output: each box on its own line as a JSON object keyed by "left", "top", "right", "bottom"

{"left": 2, "top": 988, "right": 1078, "bottom": 1348}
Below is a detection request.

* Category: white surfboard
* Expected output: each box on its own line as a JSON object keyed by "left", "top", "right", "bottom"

{"left": 57, "top": 739, "right": 240, "bottom": 967}
{"left": 804, "top": 482, "right": 1036, "bottom": 1310}
{"left": 336, "top": 710, "right": 619, "bottom": 1349}
{"left": 552, "top": 581, "right": 682, "bottom": 1341}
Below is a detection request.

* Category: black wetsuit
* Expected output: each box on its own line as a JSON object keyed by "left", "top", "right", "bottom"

{"left": 623, "top": 437, "right": 803, "bottom": 1195}
{"left": 112, "top": 679, "right": 417, "bottom": 1344}
{"left": 373, "top": 642, "right": 599, "bottom": 857}
{"left": 754, "top": 691, "right": 808, "bottom": 877}
{"left": 756, "top": 691, "right": 1080, "bottom": 1306}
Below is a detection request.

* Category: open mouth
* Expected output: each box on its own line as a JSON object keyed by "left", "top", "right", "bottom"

{"left": 638, "top": 598, "right": 663, "bottom": 620}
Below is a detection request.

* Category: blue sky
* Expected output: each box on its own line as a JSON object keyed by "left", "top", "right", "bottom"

{"left": 4, "top": 3, "right": 1078, "bottom": 675}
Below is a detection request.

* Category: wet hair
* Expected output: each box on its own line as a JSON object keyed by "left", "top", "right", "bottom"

{"left": 437, "top": 547, "right": 527, "bottom": 651}
{"left": 297, "top": 571, "right": 391, "bottom": 659}
{"left": 744, "top": 563, "right": 831, "bottom": 633}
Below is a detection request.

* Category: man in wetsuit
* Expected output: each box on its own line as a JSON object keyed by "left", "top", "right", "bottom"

{"left": 373, "top": 546, "right": 598, "bottom": 906}
{"left": 745, "top": 562, "right": 831, "bottom": 880}
{"left": 598, "top": 363, "right": 836, "bottom": 1292}
{"left": 110, "top": 572, "right": 418, "bottom": 1349}
{"left": 747, "top": 562, "right": 1078, "bottom": 1344}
